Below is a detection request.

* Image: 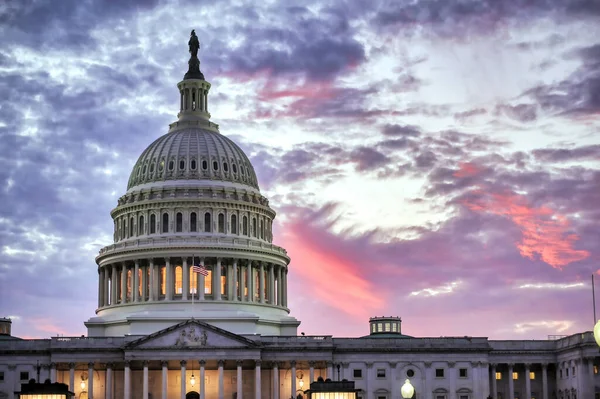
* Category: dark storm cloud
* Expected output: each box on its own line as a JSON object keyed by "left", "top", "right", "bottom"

{"left": 381, "top": 124, "right": 421, "bottom": 137}
{"left": 350, "top": 147, "right": 390, "bottom": 172}
{"left": 533, "top": 145, "right": 600, "bottom": 162}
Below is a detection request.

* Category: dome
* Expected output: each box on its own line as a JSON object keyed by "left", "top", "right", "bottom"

{"left": 127, "top": 128, "right": 259, "bottom": 191}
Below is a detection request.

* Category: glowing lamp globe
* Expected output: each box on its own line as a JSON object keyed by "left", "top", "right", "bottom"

{"left": 401, "top": 379, "right": 415, "bottom": 399}
{"left": 594, "top": 320, "right": 600, "bottom": 347}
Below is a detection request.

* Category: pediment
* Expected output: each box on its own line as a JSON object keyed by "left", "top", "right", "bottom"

{"left": 126, "top": 319, "right": 259, "bottom": 349}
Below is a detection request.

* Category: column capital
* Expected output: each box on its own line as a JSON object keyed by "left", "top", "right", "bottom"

{"left": 447, "top": 361, "right": 455, "bottom": 368}
{"left": 124, "top": 360, "right": 131, "bottom": 367}
{"left": 88, "top": 362, "right": 95, "bottom": 368}
{"left": 50, "top": 362, "right": 56, "bottom": 368}
{"left": 365, "top": 362, "right": 373, "bottom": 368}
{"left": 68, "top": 363, "right": 75, "bottom": 369}
{"left": 524, "top": 363, "right": 532, "bottom": 369}
{"left": 106, "top": 363, "right": 114, "bottom": 369}
{"left": 507, "top": 363, "right": 515, "bottom": 368}
{"left": 180, "top": 360, "right": 187, "bottom": 367}
{"left": 542, "top": 362, "right": 549, "bottom": 368}
{"left": 218, "top": 359, "right": 225, "bottom": 367}
{"left": 8, "top": 365, "right": 16, "bottom": 371}
{"left": 424, "top": 362, "right": 432, "bottom": 368}
{"left": 389, "top": 362, "right": 397, "bottom": 368}
{"left": 308, "top": 361, "right": 316, "bottom": 367}
{"left": 200, "top": 359, "right": 206, "bottom": 366}
{"left": 290, "top": 360, "right": 296, "bottom": 367}
{"left": 142, "top": 360, "right": 149, "bottom": 367}
{"left": 341, "top": 362, "right": 350, "bottom": 368}
{"left": 161, "top": 361, "right": 168, "bottom": 368}
{"left": 255, "top": 360, "right": 262, "bottom": 367}
{"left": 271, "top": 361, "right": 279, "bottom": 369}
{"left": 326, "top": 361, "right": 333, "bottom": 367}
{"left": 236, "top": 360, "right": 244, "bottom": 367}
{"left": 41, "top": 364, "right": 50, "bottom": 370}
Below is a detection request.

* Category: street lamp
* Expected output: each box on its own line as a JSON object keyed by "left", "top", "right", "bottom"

{"left": 594, "top": 320, "right": 600, "bottom": 347}
{"left": 401, "top": 379, "right": 415, "bottom": 399}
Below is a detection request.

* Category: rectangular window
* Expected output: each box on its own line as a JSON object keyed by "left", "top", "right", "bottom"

{"left": 565, "top": 368, "right": 569, "bottom": 377}
{"left": 384, "top": 322, "right": 390, "bottom": 332}
{"left": 460, "top": 396, "right": 469, "bottom": 399}
{"left": 513, "top": 371, "right": 518, "bottom": 380}
{"left": 0, "top": 371, "right": 4, "bottom": 382}
{"left": 459, "top": 368, "right": 468, "bottom": 378}
{"left": 392, "top": 323, "right": 397, "bottom": 332}
{"left": 353, "top": 369, "right": 362, "bottom": 378}
{"left": 175, "top": 266, "right": 182, "bottom": 294}
{"left": 572, "top": 366, "right": 575, "bottom": 376}
{"left": 436, "top": 396, "right": 446, "bottom": 399}
{"left": 595, "top": 365, "right": 598, "bottom": 374}
{"left": 20, "top": 371, "right": 29, "bottom": 381}
{"left": 435, "top": 368, "right": 444, "bottom": 378}
{"left": 496, "top": 372, "right": 502, "bottom": 380}
{"left": 376, "top": 369, "right": 386, "bottom": 378}
{"left": 377, "top": 396, "right": 387, "bottom": 399}
{"left": 559, "top": 370, "right": 563, "bottom": 378}
{"left": 529, "top": 371, "right": 535, "bottom": 380}
{"left": 204, "top": 269, "right": 212, "bottom": 294}
{"left": 160, "top": 266, "right": 166, "bottom": 295}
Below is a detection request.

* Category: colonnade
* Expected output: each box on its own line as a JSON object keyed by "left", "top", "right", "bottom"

{"left": 97, "top": 257, "right": 288, "bottom": 309}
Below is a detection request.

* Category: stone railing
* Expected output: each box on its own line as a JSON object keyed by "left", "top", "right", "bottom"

{"left": 334, "top": 337, "right": 491, "bottom": 350}
{"left": 489, "top": 340, "right": 557, "bottom": 351}
{"left": 98, "top": 236, "right": 288, "bottom": 257}
{"left": 259, "top": 336, "right": 334, "bottom": 347}
{"left": 50, "top": 336, "right": 126, "bottom": 349}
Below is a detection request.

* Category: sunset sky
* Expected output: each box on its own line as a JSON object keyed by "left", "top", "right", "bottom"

{"left": 1, "top": 0, "right": 599, "bottom": 340}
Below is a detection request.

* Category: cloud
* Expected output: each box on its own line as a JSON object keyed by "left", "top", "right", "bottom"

{"left": 532, "top": 144, "right": 600, "bottom": 162}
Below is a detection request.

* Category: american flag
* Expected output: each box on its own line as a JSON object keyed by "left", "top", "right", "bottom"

{"left": 192, "top": 258, "right": 209, "bottom": 276}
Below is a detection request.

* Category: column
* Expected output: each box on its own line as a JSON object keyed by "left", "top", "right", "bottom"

{"left": 200, "top": 360, "right": 206, "bottom": 399}
{"left": 111, "top": 264, "right": 117, "bottom": 305}
{"left": 365, "top": 362, "right": 372, "bottom": 399}
{"left": 390, "top": 363, "right": 399, "bottom": 399}
{"left": 240, "top": 262, "right": 246, "bottom": 302}
{"left": 290, "top": 361, "right": 297, "bottom": 399}
{"left": 508, "top": 364, "right": 515, "bottom": 399}
{"left": 180, "top": 360, "right": 187, "bottom": 399}
{"left": 218, "top": 360, "right": 224, "bottom": 399}
{"left": 162, "top": 361, "right": 168, "bottom": 399}
{"left": 103, "top": 267, "right": 109, "bottom": 306}
{"left": 50, "top": 363, "right": 56, "bottom": 383}
{"left": 141, "top": 263, "right": 148, "bottom": 301}
{"left": 198, "top": 258, "right": 205, "bottom": 300}
{"left": 68, "top": 363, "right": 75, "bottom": 396}
{"left": 88, "top": 362, "right": 94, "bottom": 399}
{"left": 277, "top": 266, "right": 283, "bottom": 306}
{"left": 309, "top": 361, "right": 315, "bottom": 384}
{"left": 124, "top": 361, "right": 131, "bottom": 399}
{"left": 232, "top": 259, "right": 238, "bottom": 301}
{"left": 165, "top": 258, "right": 172, "bottom": 300}
{"left": 587, "top": 358, "right": 595, "bottom": 399}
{"left": 133, "top": 260, "right": 140, "bottom": 302}
{"left": 143, "top": 361, "right": 149, "bottom": 399}
{"left": 424, "top": 362, "right": 432, "bottom": 399}
{"left": 448, "top": 362, "right": 456, "bottom": 399}
{"left": 259, "top": 262, "right": 265, "bottom": 303}
{"left": 121, "top": 263, "right": 127, "bottom": 303}
{"left": 149, "top": 260, "right": 155, "bottom": 301}
{"left": 236, "top": 360, "right": 243, "bottom": 399}
{"left": 273, "top": 362, "right": 280, "bottom": 399}
{"left": 98, "top": 269, "right": 103, "bottom": 308}
{"left": 227, "top": 262, "right": 234, "bottom": 300}
{"left": 491, "top": 364, "right": 498, "bottom": 399}
{"left": 183, "top": 257, "right": 189, "bottom": 301}
{"left": 214, "top": 258, "right": 222, "bottom": 300}
{"left": 282, "top": 267, "right": 288, "bottom": 307}
{"left": 248, "top": 261, "right": 254, "bottom": 302}
{"left": 255, "top": 360, "right": 262, "bottom": 399}
{"left": 471, "top": 362, "right": 479, "bottom": 399}
{"left": 541, "top": 363, "right": 548, "bottom": 399}
{"left": 327, "top": 362, "right": 333, "bottom": 380}
{"left": 106, "top": 363, "right": 113, "bottom": 399}
{"left": 268, "top": 263, "right": 275, "bottom": 303}
{"left": 524, "top": 364, "right": 531, "bottom": 399}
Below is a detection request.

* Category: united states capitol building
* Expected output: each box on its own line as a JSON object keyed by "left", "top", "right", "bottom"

{"left": 0, "top": 33, "right": 597, "bottom": 399}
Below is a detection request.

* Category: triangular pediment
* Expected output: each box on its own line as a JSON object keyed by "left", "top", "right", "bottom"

{"left": 126, "top": 319, "right": 260, "bottom": 349}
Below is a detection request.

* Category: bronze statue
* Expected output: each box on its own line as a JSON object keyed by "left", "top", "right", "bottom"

{"left": 189, "top": 29, "right": 200, "bottom": 58}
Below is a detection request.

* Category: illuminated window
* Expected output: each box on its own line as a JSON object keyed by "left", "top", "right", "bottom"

{"left": 138, "top": 268, "right": 143, "bottom": 298}
{"left": 530, "top": 371, "right": 535, "bottom": 380}
{"left": 513, "top": 372, "right": 518, "bottom": 380}
{"left": 594, "top": 365, "right": 598, "bottom": 374}
{"left": 150, "top": 214, "right": 156, "bottom": 234}
{"left": 160, "top": 266, "right": 166, "bottom": 295}
{"left": 392, "top": 323, "right": 397, "bottom": 332}
{"left": 176, "top": 212, "right": 183, "bottom": 232}
{"left": 384, "top": 322, "right": 390, "bottom": 332}
{"left": 231, "top": 214, "right": 237, "bottom": 234}
{"left": 175, "top": 266, "right": 182, "bottom": 294}
{"left": 189, "top": 266, "right": 198, "bottom": 295}
{"left": 204, "top": 212, "right": 211, "bottom": 232}
{"left": 377, "top": 323, "right": 382, "bottom": 332}
{"left": 496, "top": 372, "right": 502, "bottom": 380}
{"left": 221, "top": 265, "right": 227, "bottom": 295}
{"left": 126, "top": 270, "right": 132, "bottom": 300}
{"left": 204, "top": 268, "right": 212, "bottom": 294}
{"left": 190, "top": 212, "right": 197, "bottom": 232}
{"left": 371, "top": 324, "right": 376, "bottom": 333}
{"left": 162, "top": 213, "right": 169, "bottom": 233}
{"left": 218, "top": 213, "right": 225, "bottom": 233}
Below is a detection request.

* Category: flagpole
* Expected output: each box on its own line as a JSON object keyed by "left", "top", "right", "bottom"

{"left": 192, "top": 255, "right": 195, "bottom": 307}
{"left": 593, "top": 273, "right": 596, "bottom": 325}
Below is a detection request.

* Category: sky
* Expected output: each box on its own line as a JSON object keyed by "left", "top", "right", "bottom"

{"left": 0, "top": 0, "right": 599, "bottom": 340}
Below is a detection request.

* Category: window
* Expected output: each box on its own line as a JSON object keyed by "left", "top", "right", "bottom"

{"left": 129, "top": 217, "right": 134, "bottom": 236}
{"left": 384, "top": 322, "right": 390, "bottom": 332}
{"left": 159, "top": 158, "right": 164, "bottom": 171}
{"left": 530, "top": 371, "right": 535, "bottom": 380}
{"left": 204, "top": 212, "right": 211, "bottom": 232}
{"left": 565, "top": 369, "right": 569, "bottom": 377}
{"left": 595, "top": 365, "right": 598, "bottom": 374}
{"left": 162, "top": 213, "right": 169, "bottom": 233}
{"left": 179, "top": 159, "right": 185, "bottom": 170}
{"left": 169, "top": 160, "right": 174, "bottom": 170}
{"left": 572, "top": 366, "right": 575, "bottom": 376}
{"left": 204, "top": 268, "right": 212, "bottom": 294}
{"left": 176, "top": 212, "right": 183, "bottom": 232}
{"left": 459, "top": 368, "right": 468, "bottom": 378}
{"left": 559, "top": 370, "right": 563, "bottom": 378}
{"left": 252, "top": 217, "right": 257, "bottom": 236}
{"left": 353, "top": 369, "right": 362, "bottom": 378}
{"left": 377, "top": 396, "right": 386, "bottom": 399}
{"left": 232, "top": 164, "right": 237, "bottom": 173}
{"left": 513, "top": 372, "right": 519, "bottom": 380}
{"left": 436, "top": 396, "right": 446, "bottom": 399}
{"left": 459, "top": 396, "right": 469, "bottom": 399}
{"left": 496, "top": 372, "right": 502, "bottom": 380}
{"left": 436, "top": 368, "right": 444, "bottom": 378}
{"left": 224, "top": 162, "right": 229, "bottom": 172}
{"left": 213, "top": 160, "right": 219, "bottom": 170}
{"left": 240, "top": 165, "right": 245, "bottom": 175}
{"left": 218, "top": 213, "right": 225, "bottom": 233}
{"left": 0, "top": 371, "right": 4, "bottom": 382}
{"left": 392, "top": 323, "right": 397, "bottom": 332}
{"left": 202, "top": 160, "right": 208, "bottom": 170}
{"left": 406, "top": 369, "right": 414, "bottom": 378}
{"left": 221, "top": 265, "right": 227, "bottom": 295}
{"left": 189, "top": 265, "right": 198, "bottom": 295}
{"left": 150, "top": 214, "right": 156, "bottom": 234}
{"left": 20, "top": 371, "right": 29, "bottom": 381}
{"left": 377, "top": 323, "right": 383, "bottom": 332}
{"left": 242, "top": 216, "right": 248, "bottom": 235}
{"left": 160, "top": 266, "right": 166, "bottom": 295}
{"left": 191, "top": 159, "right": 197, "bottom": 170}
{"left": 231, "top": 214, "right": 237, "bottom": 234}
{"left": 376, "top": 369, "right": 386, "bottom": 378}
{"left": 175, "top": 266, "right": 182, "bottom": 294}
{"left": 190, "top": 212, "right": 197, "bottom": 232}
{"left": 138, "top": 215, "right": 144, "bottom": 235}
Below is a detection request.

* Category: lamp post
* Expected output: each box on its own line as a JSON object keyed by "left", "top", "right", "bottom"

{"left": 401, "top": 379, "right": 415, "bottom": 399}
{"left": 594, "top": 320, "right": 600, "bottom": 347}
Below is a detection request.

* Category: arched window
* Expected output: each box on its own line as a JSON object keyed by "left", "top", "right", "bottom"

{"left": 129, "top": 217, "right": 134, "bottom": 237}
{"left": 218, "top": 213, "right": 225, "bottom": 233}
{"left": 223, "top": 162, "right": 229, "bottom": 172}
{"left": 232, "top": 164, "right": 237, "bottom": 174}
{"left": 168, "top": 160, "right": 174, "bottom": 170}
{"left": 260, "top": 219, "right": 264, "bottom": 239}
{"left": 176, "top": 212, "right": 183, "bottom": 232}
{"left": 150, "top": 214, "right": 156, "bottom": 234}
{"left": 138, "top": 215, "right": 144, "bottom": 235}
{"left": 191, "top": 159, "right": 197, "bottom": 170}
{"left": 252, "top": 217, "right": 257, "bottom": 237}
{"left": 231, "top": 214, "right": 237, "bottom": 234}
{"left": 162, "top": 213, "right": 169, "bottom": 233}
{"left": 242, "top": 216, "right": 248, "bottom": 236}
{"left": 204, "top": 212, "right": 211, "bottom": 233}
{"left": 213, "top": 161, "right": 219, "bottom": 171}
{"left": 202, "top": 160, "right": 208, "bottom": 170}
{"left": 190, "top": 212, "right": 197, "bottom": 232}
{"left": 179, "top": 159, "right": 185, "bottom": 170}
